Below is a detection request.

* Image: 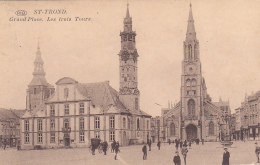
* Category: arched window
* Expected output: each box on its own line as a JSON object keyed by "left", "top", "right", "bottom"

{"left": 194, "top": 44, "right": 197, "bottom": 59}
{"left": 209, "top": 121, "right": 214, "bottom": 136}
{"left": 188, "top": 99, "right": 195, "bottom": 117}
{"left": 170, "top": 123, "right": 175, "bottom": 136}
{"left": 137, "top": 118, "right": 140, "bottom": 130}
{"left": 186, "top": 79, "right": 191, "bottom": 87}
{"left": 191, "top": 79, "right": 197, "bottom": 86}
{"left": 188, "top": 45, "right": 192, "bottom": 59}
{"left": 123, "top": 117, "right": 126, "bottom": 129}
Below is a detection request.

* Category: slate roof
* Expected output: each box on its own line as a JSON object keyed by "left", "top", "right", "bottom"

{"left": 0, "top": 108, "right": 21, "bottom": 121}
{"left": 29, "top": 76, "right": 48, "bottom": 86}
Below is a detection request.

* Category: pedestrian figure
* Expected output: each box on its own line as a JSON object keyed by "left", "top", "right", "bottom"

{"left": 188, "top": 140, "right": 191, "bottom": 149}
{"left": 173, "top": 151, "right": 181, "bottom": 165}
{"left": 222, "top": 147, "right": 230, "bottom": 165}
{"left": 180, "top": 140, "right": 183, "bottom": 149}
{"left": 111, "top": 140, "right": 116, "bottom": 153}
{"left": 157, "top": 141, "right": 161, "bottom": 150}
{"left": 168, "top": 139, "right": 171, "bottom": 145}
{"left": 91, "top": 144, "right": 95, "bottom": 155}
{"left": 142, "top": 144, "right": 147, "bottom": 160}
{"left": 181, "top": 145, "right": 188, "bottom": 165}
{"left": 114, "top": 142, "right": 119, "bottom": 160}
{"left": 175, "top": 140, "right": 179, "bottom": 150}
{"left": 255, "top": 142, "right": 260, "bottom": 163}
{"left": 103, "top": 141, "right": 108, "bottom": 155}
{"left": 3, "top": 140, "right": 6, "bottom": 150}
{"left": 183, "top": 140, "right": 187, "bottom": 147}
{"left": 148, "top": 139, "right": 152, "bottom": 151}
{"left": 202, "top": 139, "right": 204, "bottom": 145}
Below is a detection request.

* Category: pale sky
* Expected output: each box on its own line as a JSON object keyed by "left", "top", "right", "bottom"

{"left": 0, "top": 0, "right": 260, "bottom": 116}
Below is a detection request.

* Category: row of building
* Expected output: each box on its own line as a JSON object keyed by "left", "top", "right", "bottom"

{"left": 232, "top": 91, "right": 260, "bottom": 141}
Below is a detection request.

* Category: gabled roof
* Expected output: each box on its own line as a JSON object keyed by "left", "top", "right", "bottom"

{"left": 76, "top": 81, "right": 130, "bottom": 114}
{"left": 29, "top": 76, "right": 48, "bottom": 86}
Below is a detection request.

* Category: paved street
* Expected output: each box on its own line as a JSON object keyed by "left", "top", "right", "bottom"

{"left": 0, "top": 141, "right": 259, "bottom": 165}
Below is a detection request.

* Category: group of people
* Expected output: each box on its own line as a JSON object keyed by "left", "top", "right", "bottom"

{"left": 91, "top": 139, "right": 120, "bottom": 160}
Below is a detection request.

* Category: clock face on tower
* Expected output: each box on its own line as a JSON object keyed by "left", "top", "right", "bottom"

{"left": 186, "top": 64, "right": 196, "bottom": 74}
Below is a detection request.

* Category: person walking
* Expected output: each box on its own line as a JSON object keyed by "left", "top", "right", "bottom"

{"left": 222, "top": 147, "right": 230, "bottom": 165}
{"left": 175, "top": 140, "right": 179, "bottom": 150}
{"left": 168, "top": 139, "right": 171, "bottom": 145}
{"left": 103, "top": 141, "right": 108, "bottom": 155}
{"left": 173, "top": 151, "right": 181, "bottom": 165}
{"left": 180, "top": 140, "right": 183, "bottom": 149}
{"left": 148, "top": 139, "right": 152, "bottom": 151}
{"left": 114, "top": 142, "right": 120, "bottom": 160}
{"left": 181, "top": 145, "right": 188, "bottom": 165}
{"left": 111, "top": 140, "right": 116, "bottom": 153}
{"left": 157, "top": 141, "right": 161, "bottom": 150}
{"left": 255, "top": 142, "right": 260, "bottom": 163}
{"left": 188, "top": 140, "right": 192, "bottom": 149}
{"left": 142, "top": 144, "right": 148, "bottom": 160}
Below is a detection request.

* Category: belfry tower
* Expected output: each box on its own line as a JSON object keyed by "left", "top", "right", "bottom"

{"left": 26, "top": 44, "right": 54, "bottom": 111}
{"left": 180, "top": 4, "right": 204, "bottom": 140}
{"left": 118, "top": 4, "right": 140, "bottom": 112}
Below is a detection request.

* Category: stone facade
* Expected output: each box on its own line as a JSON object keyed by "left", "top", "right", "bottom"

{"left": 153, "top": 5, "right": 228, "bottom": 142}
{"left": 20, "top": 4, "right": 151, "bottom": 150}
{"left": 236, "top": 91, "right": 260, "bottom": 141}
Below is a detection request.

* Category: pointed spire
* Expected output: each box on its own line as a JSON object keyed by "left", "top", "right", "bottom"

{"left": 186, "top": 3, "right": 196, "bottom": 39}
{"left": 126, "top": 2, "right": 130, "bottom": 18}
{"left": 29, "top": 43, "right": 48, "bottom": 86}
{"left": 124, "top": 2, "right": 132, "bottom": 32}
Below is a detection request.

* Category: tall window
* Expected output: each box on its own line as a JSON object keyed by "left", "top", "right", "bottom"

{"left": 80, "top": 131, "right": 85, "bottom": 142}
{"left": 79, "top": 103, "right": 84, "bottom": 114}
{"left": 50, "top": 132, "right": 55, "bottom": 143}
{"left": 128, "top": 118, "right": 131, "bottom": 129}
{"left": 194, "top": 44, "right": 197, "bottom": 59}
{"left": 188, "top": 99, "right": 195, "bottom": 117}
{"left": 95, "top": 117, "right": 100, "bottom": 129}
{"left": 25, "top": 120, "right": 29, "bottom": 131}
{"left": 209, "top": 121, "right": 214, "bottom": 136}
{"left": 109, "top": 116, "right": 115, "bottom": 129}
{"left": 109, "top": 131, "right": 115, "bottom": 141}
{"left": 64, "top": 119, "right": 69, "bottom": 129}
{"left": 186, "top": 79, "right": 191, "bottom": 87}
{"left": 37, "top": 119, "right": 42, "bottom": 131}
{"left": 64, "top": 88, "right": 69, "bottom": 99}
{"left": 33, "top": 88, "right": 37, "bottom": 95}
{"left": 25, "top": 133, "right": 29, "bottom": 143}
{"left": 188, "top": 44, "right": 192, "bottom": 59}
{"left": 123, "top": 117, "right": 126, "bottom": 129}
{"left": 137, "top": 118, "right": 140, "bottom": 130}
{"left": 50, "top": 105, "right": 55, "bottom": 116}
{"left": 170, "top": 123, "right": 175, "bottom": 136}
{"left": 50, "top": 119, "right": 55, "bottom": 130}
{"left": 79, "top": 118, "right": 84, "bottom": 130}
{"left": 95, "top": 131, "right": 100, "bottom": 139}
{"left": 135, "top": 98, "right": 138, "bottom": 110}
{"left": 147, "top": 120, "right": 149, "bottom": 130}
{"left": 64, "top": 104, "right": 69, "bottom": 115}
{"left": 38, "top": 133, "right": 43, "bottom": 143}
{"left": 191, "top": 79, "right": 197, "bottom": 86}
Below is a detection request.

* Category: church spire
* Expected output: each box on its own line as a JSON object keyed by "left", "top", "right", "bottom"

{"left": 29, "top": 43, "right": 48, "bottom": 86}
{"left": 186, "top": 3, "right": 196, "bottom": 40}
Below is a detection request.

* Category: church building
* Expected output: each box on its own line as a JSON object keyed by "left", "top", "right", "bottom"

{"left": 160, "top": 4, "right": 227, "bottom": 142}
{"left": 20, "top": 4, "right": 151, "bottom": 150}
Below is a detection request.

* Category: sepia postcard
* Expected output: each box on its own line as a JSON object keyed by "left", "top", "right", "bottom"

{"left": 0, "top": 0, "right": 260, "bottom": 164}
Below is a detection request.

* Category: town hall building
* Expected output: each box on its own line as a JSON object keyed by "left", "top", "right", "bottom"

{"left": 20, "top": 4, "right": 151, "bottom": 150}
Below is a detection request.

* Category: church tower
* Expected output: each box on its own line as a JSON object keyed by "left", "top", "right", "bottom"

{"left": 26, "top": 44, "right": 54, "bottom": 111}
{"left": 119, "top": 4, "right": 140, "bottom": 112}
{"left": 180, "top": 4, "right": 203, "bottom": 140}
